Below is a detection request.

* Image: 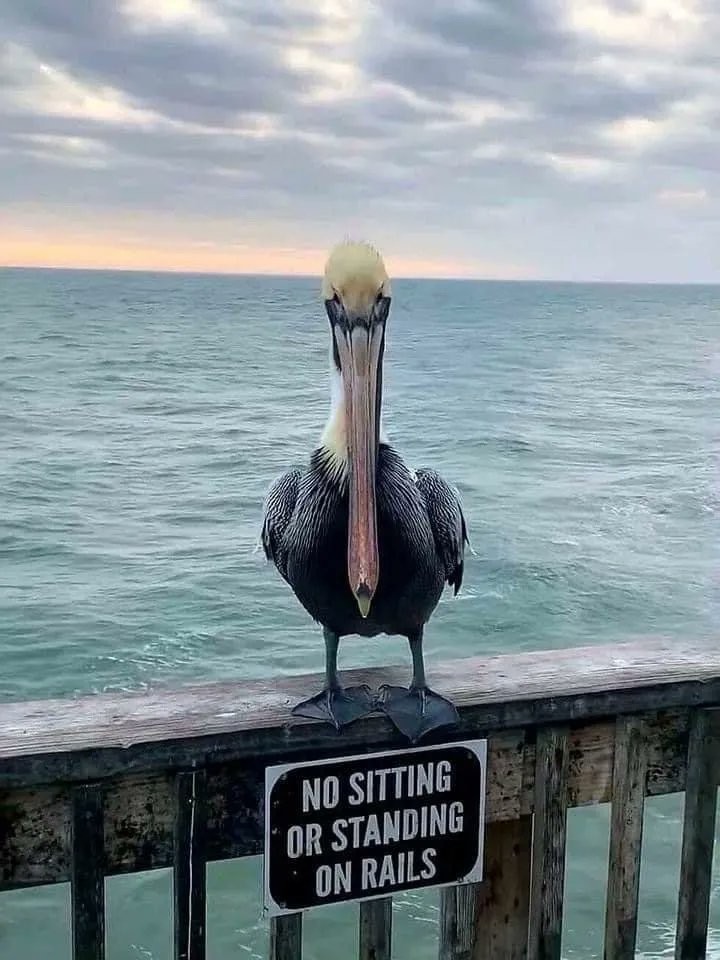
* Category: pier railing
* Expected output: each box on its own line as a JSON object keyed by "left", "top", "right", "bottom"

{"left": 0, "top": 639, "right": 718, "bottom": 960}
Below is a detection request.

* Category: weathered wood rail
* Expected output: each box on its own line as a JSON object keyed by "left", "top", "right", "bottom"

{"left": 0, "top": 639, "right": 718, "bottom": 960}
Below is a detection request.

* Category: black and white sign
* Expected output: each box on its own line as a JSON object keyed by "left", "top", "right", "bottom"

{"left": 263, "top": 740, "right": 487, "bottom": 916}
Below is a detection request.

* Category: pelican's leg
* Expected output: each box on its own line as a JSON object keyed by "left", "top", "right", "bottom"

{"left": 291, "top": 627, "right": 374, "bottom": 730}
{"left": 377, "top": 629, "right": 459, "bottom": 742}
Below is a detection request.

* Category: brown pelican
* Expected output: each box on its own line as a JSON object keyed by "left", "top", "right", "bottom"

{"left": 261, "top": 241, "right": 469, "bottom": 741}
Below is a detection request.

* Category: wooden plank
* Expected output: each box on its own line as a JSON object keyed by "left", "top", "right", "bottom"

{"left": 604, "top": 716, "right": 647, "bottom": 960}
{"left": 174, "top": 770, "right": 207, "bottom": 960}
{"left": 439, "top": 884, "right": 478, "bottom": 960}
{"left": 359, "top": 897, "right": 392, "bottom": 960}
{"left": 0, "top": 783, "right": 71, "bottom": 888}
{"left": 1, "top": 710, "right": 716, "bottom": 892}
{"left": 472, "top": 817, "right": 532, "bottom": 960}
{"left": 71, "top": 783, "right": 105, "bottom": 960}
{"left": 528, "top": 727, "right": 569, "bottom": 960}
{"left": 675, "top": 709, "right": 719, "bottom": 960}
{"left": 269, "top": 914, "right": 302, "bottom": 960}
{"left": 0, "top": 640, "right": 718, "bottom": 786}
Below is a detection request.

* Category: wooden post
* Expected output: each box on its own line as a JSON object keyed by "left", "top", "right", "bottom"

{"left": 528, "top": 727, "right": 569, "bottom": 960}
{"left": 174, "top": 769, "right": 207, "bottom": 960}
{"left": 675, "top": 709, "right": 719, "bottom": 960}
{"left": 359, "top": 897, "right": 392, "bottom": 960}
{"left": 604, "top": 716, "right": 647, "bottom": 960}
{"left": 71, "top": 783, "right": 105, "bottom": 960}
{"left": 270, "top": 914, "right": 302, "bottom": 960}
{"left": 472, "top": 817, "right": 532, "bottom": 960}
{"left": 439, "top": 883, "right": 479, "bottom": 960}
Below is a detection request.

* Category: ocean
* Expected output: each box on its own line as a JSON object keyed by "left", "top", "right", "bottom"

{"left": 0, "top": 266, "right": 718, "bottom": 959}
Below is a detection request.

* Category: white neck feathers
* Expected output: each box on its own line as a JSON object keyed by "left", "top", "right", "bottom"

{"left": 320, "top": 365, "right": 387, "bottom": 466}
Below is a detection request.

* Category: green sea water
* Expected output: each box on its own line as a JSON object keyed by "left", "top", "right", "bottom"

{"left": 1, "top": 267, "right": 718, "bottom": 958}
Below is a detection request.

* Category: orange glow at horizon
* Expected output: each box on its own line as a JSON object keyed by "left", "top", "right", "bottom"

{"left": 0, "top": 228, "right": 532, "bottom": 280}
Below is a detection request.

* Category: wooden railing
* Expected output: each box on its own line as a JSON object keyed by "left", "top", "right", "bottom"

{"left": 0, "top": 640, "right": 718, "bottom": 960}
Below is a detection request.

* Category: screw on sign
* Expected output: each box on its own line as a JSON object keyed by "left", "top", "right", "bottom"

{"left": 263, "top": 741, "right": 487, "bottom": 916}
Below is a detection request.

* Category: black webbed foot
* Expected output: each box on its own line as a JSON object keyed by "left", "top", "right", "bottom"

{"left": 291, "top": 684, "right": 375, "bottom": 730}
{"left": 376, "top": 684, "right": 460, "bottom": 742}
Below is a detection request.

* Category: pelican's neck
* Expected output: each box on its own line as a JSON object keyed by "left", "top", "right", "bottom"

{"left": 320, "top": 361, "right": 387, "bottom": 467}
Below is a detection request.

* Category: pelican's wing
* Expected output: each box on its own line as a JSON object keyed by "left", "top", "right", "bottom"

{"left": 260, "top": 469, "right": 301, "bottom": 579}
{"left": 414, "top": 468, "right": 469, "bottom": 594}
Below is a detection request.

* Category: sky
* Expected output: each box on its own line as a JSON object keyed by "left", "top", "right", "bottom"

{"left": 0, "top": 0, "right": 718, "bottom": 282}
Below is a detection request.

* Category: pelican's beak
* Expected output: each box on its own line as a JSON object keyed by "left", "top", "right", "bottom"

{"left": 332, "top": 306, "right": 387, "bottom": 618}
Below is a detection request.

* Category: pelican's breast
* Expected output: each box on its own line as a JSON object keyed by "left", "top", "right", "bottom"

{"left": 283, "top": 444, "right": 442, "bottom": 635}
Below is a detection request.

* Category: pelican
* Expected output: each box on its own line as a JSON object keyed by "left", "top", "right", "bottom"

{"left": 261, "top": 241, "right": 469, "bottom": 741}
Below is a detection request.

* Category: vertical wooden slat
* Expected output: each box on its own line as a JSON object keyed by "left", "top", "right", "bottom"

{"left": 270, "top": 914, "right": 303, "bottom": 960}
{"left": 528, "top": 726, "right": 569, "bottom": 960}
{"left": 359, "top": 897, "right": 392, "bottom": 960}
{"left": 174, "top": 769, "right": 207, "bottom": 960}
{"left": 71, "top": 783, "right": 105, "bottom": 960}
{"left": 604, "top": 715, "right": 647, "bottom": 960}
{"left": 473, "top": 816, "right": 532, "bottom": 960}
{"left": 675, "top": 709, "right": 719, "bottom": 960}
{"left": 439, "top": 884, "right": 478, "bottom": 960}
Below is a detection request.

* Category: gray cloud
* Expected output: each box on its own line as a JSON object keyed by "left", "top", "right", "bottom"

{"left": 0, "top": 0, "right": 719, "bottom": 280}
{"left": 383, "top": 0, "right": 572, "bottom": 72}
{"left": 0, "top": 3, "right": 297, "bottom": 121}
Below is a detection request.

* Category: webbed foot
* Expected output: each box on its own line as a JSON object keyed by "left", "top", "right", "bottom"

{"left": 291, "top": 684, "right": 375, "bottom": 730}
{"left": 376, "top": 684, "right": 460, "bottom": 742}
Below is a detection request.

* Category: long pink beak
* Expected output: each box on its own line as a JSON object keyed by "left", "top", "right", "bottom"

{"left": 333, "top": 323, "right": 384, "bottom": 618}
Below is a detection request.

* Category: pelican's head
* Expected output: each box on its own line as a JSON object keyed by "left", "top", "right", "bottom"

{"left": 322, "top": 241, "right": 392, "bottom": 619}
{"left": 321, "top": 241, "right": 392, "bottom": 321}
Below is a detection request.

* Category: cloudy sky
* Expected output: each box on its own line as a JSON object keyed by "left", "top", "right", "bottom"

{"left": 0, "top": 0, "right": 718, "bottom": 281}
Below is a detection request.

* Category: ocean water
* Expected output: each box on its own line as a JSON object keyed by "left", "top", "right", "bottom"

{"left": 0, "top": 266, "right": 718, "bottom": 959}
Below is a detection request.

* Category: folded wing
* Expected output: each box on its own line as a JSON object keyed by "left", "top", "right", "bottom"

{"left": 414, "top": 468, "right": 469, "bottom": 594}
{"left": 260, "top": 469, "right": 301, "bottom": 580}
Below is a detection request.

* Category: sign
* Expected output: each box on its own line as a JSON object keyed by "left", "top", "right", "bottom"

{"left": 263, "top": 740, "right": 487, "bottom": 916}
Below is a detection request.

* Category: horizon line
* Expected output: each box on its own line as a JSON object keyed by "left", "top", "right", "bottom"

{"left": 1, "top": 262, "right": 718, "bottom": 287}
